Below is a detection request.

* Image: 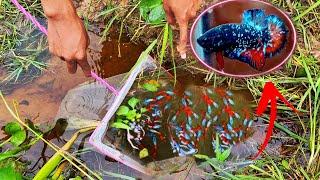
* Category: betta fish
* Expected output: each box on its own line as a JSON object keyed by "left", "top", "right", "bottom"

{"left": 110, "top": 77, "right": 259, "bottom": 160}
{"left": 197, "top": 9, "right": 288, "bottom": 71}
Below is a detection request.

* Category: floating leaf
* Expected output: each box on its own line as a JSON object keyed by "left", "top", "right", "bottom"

{"left": 135, "top": 113, "right": 142, "bottom": 119}
{"left": 116, "top": 106, "right": 130, "bottom": 116}
{"left": 140, "top": 108, "right": 147, "bottom": 113}
{"left": 4, "top": 122, "right": 21, "bottom": 135}
{"left": 128, "top": 97, "right": 140, "bottom": 109}
{"left": 139, "top": 148, "right": 149, "bottom": 159}
{"left": 126, "top": 110, "right": 137, "bottom": 121}
{"left": 111, "top": 122, "right": 131, "bottom": 130}
{"left": 10, "top": 130, "right": 26, "bottom": 147}
{"left": 142, "top": 83, "right": 158, "bottom": 92}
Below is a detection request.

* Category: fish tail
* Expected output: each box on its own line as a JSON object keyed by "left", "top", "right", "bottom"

{"left": 264, "top": 15, "right": 288, "bottom": 57}
{"left": 216, "top": 51, "right": 224, "bottom": 70}
{"left": 242, "top": 9, "right": 287, "bottom": 57}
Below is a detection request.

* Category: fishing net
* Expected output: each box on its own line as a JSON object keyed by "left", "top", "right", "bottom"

{"left": 90, "top": 56, "right": 264, "bottom": 176}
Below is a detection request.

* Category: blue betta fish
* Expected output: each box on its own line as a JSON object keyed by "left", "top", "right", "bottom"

{"left": 197, "top": 9, "right": 288, "bottom": 71}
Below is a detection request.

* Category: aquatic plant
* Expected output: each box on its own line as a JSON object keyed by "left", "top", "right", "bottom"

{"left": 2, "top": 122, "right": 26, "bottom": 147}
{"left": 112, "top": 97, "right": 150, "bottom": 150}
{"left": 110, "top": 78, "right": 255, "bottom": 161}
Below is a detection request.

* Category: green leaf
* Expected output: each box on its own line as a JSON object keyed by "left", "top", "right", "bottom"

{"left": 10, "top": 130, "right": 26, "bottom": 147}
{"left": 128, "top": 97, "right": 140, "bottom": 109}
{"left": 139, "top": 148, "right": 149, "bottom": 159}
{"left": 281, "top": 160, "right": 290, "bottom": 170}
{"left": 142, "top": 83, "right": 158, "bottom": 92}
{"left": 148, "top": 5, "right": 165, "bottom": 24}
{"left": 135, "top": 113, "right": 142, "bottom": 119}
{"left": 139, "top": 7, "right": 149, "bottom": 21}
{"left": 139, "top": 0, "right": 164, "bottom": 24}
{"left": 0, "top": 166, "right": 22, "bottom": 180}
{"left": 111, "top": 122, "right": 131, "bottom": 130}
{"left": 194, "top": 154, "right": 210, "bottom": 160}
{"left": 126, "top": 110, "right": 137, "bottom": 121}
{"left": 116, "top": 106, "right": 130, "bottom": 116}
{"left": 140, "top": 108, "right": 147, "bottom": 113}
{"left": 4, "top": 122, "right": 21, "bottom": 135}
{"left": 214, "top": 134, "right": 221, "bottom": 155}
{"left": 218, "top": 148, "right": 231, "bottom": 162}
{"left": 140, "top": 0, "right": 162, "bottom": 9}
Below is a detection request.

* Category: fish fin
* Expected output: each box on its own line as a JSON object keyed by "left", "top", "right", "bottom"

{"left": 242, "top": 9, "right": 267, "bottom": 31}
{"left": 264, "top": 15, "right": 288, "bottom": 57}
{"left": 225, "top": 47, "right": 266, "bottom": 71}
{"left": 240, "top": 48, "right": 266, "bottom": 71}
{"left": 216, "top": 51, "right": 224, "bottom": 70}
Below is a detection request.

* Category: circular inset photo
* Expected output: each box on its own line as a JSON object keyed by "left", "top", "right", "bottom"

{"left": 190, "top": 0, "right": 297, "bottom": 78}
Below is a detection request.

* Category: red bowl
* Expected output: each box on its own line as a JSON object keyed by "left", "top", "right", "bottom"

{"left": 190, "top": 0, "right": 297, "bottom": 78}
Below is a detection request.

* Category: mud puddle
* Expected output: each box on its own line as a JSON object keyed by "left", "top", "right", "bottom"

{"left": 0, "top": 28, "right": 146, "bottom": 135}
{"left": 0, "top": 28, "right": 149, "bottom": 179}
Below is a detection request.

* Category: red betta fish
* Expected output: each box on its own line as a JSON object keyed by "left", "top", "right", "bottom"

{"left": 110, "top": 78, "right": 258, "bottom": 160}
{"left": 197, "top": 9, "right": 288, "bottom": 71}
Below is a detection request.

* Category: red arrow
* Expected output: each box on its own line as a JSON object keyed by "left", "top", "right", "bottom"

{"left": 252, "top": 82, "right": 298, "bottom": 159}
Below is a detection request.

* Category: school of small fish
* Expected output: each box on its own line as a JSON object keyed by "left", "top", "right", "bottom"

{"left": 111, "top": 80, "right": 255, "bottom": 159}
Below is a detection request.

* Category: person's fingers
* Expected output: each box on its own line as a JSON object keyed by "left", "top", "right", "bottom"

{"left": 177, "top": 19, "right": 188, "bottom": 59}
{"left": 76, "top": 54, "right": 91, "bottom": 77}
{"left": 66, "top": 60, "right": 77, "bottom": 74}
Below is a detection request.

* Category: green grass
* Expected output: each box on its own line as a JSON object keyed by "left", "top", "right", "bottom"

{"left": 0, "top": 0, "right": 47, "bottom": 84}
{"left": 1, "top": 0, "right": 320, "bottom": 179}
{"left": 114, "top": 0, "right": 320, "bottom": 178}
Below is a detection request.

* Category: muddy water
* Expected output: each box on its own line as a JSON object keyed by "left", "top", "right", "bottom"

{"left": 0, "top": 27, "right": 257, "bottom": 179}
{"left": 0, "top": 30, "right": 148, "bottom": 178}
{"left": 91, "top": 29, "right": 147, "bottom": 78}
{"left": 0, "top": 30, "right": 145, "bottom": 136}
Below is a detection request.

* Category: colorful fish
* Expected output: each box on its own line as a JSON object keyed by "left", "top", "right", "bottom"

{"left": 197, "top": 9, "right": 288, "bottom": 71}
{"left": 111, "top": 79, "right": 256, "bottom": 160}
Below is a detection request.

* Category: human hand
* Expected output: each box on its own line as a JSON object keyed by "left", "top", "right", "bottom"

{"left": 163, "top": 0, "right": 203, "bottom": 59}
{"left": 42, "top": 0, "right": 91, "bottom": 77}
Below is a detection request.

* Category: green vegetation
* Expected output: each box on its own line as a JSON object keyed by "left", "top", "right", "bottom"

{"left": 112, "top": 97, "right": 147, "bottom": 130}
{"left": 0, "top": 0, "right": 47, "bottom": 84}
{"left": 0, "top": 0, "right": 319, "bottom": 179}
{"left": 139, "top": 0, "right": 166, "bottom": 24}
{"left": 102, "top": 0, "right": 320, "bottom": 178}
